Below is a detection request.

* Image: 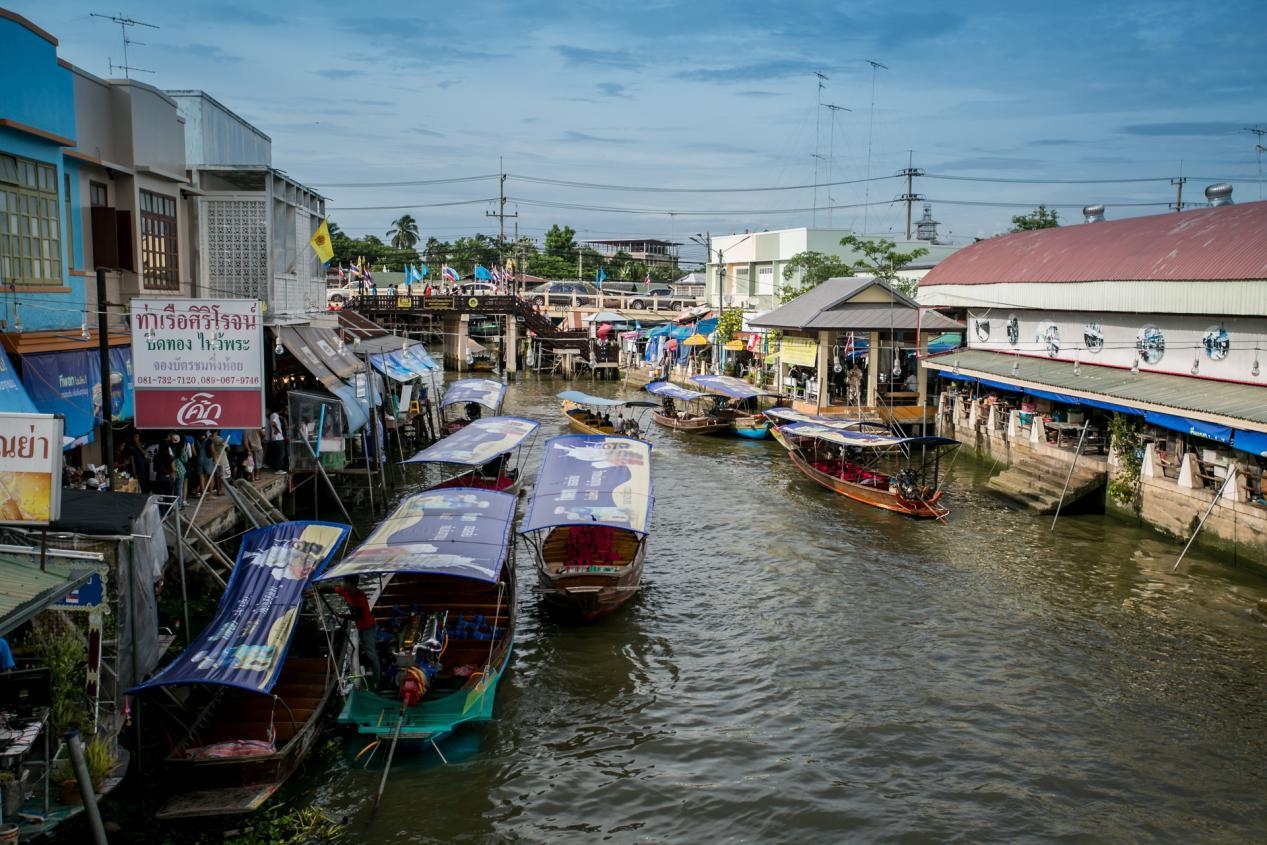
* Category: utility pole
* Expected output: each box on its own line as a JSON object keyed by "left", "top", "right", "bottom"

{"left": 812, "top": 72, "right": 828, "bottom": 227}
{"left": 1170, "top": 176, "right": 1187, "bottom": 212}
{"left": 862, "top": 59, "right": 888, "bottom": 234}
{"left": 91, "top": 12, "right": 158, "bottom": 78}
{"left": 485, "top": 158, "right": 518, "bottom": 267}
{"left": 1244, "top": 127, "right": 1267, "bottom": 201}
{"left": 898, "top": 151, "right": 925, "bottom": 239}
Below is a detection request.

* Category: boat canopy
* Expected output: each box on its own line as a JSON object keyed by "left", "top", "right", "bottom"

{"left": 401, "top": 416, "right": 539, "bottom": 467}
{"left": 783, "top": 422, "right": 959, "bottom": 450}
{"left": 132, "top": 521, "right": 351, "bottom": 694}
{"left": 690, "top": 374, "right": 778, "bottom": 400}
{"left": 316, "top": 489, "right": 517, "bottom": 584}
{"left": 520, "top": 435, "right": 654, "bottom": 536}
{"left": 558, "top": 390, "right": 658, "bottom": 409}
{"left": 440, "top": 378, "right": 507, "bottom": 411}
{"left": 645, "top": 381, "right": 708, "bottom": 402}
{"left": 764, "top": 407, "right": 888, "bottom": 430}
{"left": 369, "top": 342, "right": 441, "bottom": 382}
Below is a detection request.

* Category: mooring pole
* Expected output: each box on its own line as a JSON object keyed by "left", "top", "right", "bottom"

{"left": 1172, "top": 471, "right": 1236, "bottom": 572}
{"left": 1050, "top": 420, "right": 1090, "bottom": 531}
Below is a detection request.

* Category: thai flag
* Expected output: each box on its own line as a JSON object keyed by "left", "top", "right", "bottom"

{"left": 491, "top": 267, "right": 502, "bottom": 283}
{"left": 442, "top": 266, "right": 459, "bottom": 283}
{"left": 337, "top": 264, "right": 346, "bottom": 282}
{"left": 644, "top": 272, "right": 651, "bottom": 284}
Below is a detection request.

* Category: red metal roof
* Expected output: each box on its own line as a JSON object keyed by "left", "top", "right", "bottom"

{"left": 920, "top": 200, "right": 1267, "bottom": 286}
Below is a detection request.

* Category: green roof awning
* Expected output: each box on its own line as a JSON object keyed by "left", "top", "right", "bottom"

{"left": 0, "top": 556, "right": 93, "bottom": 637}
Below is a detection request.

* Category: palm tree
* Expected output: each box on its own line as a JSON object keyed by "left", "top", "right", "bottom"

{"left": 388, "top": 214, "right": 420, "bottom": 250}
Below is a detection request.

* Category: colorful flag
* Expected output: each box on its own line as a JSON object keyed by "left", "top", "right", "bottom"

{"left": 644, "top": 272, "right": 651, "bottom": 285}
{"left": 596, "top": 267, "right": 607, "bottom": 286}
{"left": 309, "top": 220, "right": 334, "bottom": 264}
{"left": 442, "top": 266, "right": 459, "bottom": 283}
{"left": 844, "top": 331, "right": 855, "bottom": 357}
{"left": 418, "top": 263, "right": 429, "bottom": 278}
{"left": 337, "top": 263, "right": 346, "bottom": 282}
{"left": 475, "top": 265, "right": 493, "bottom": 281}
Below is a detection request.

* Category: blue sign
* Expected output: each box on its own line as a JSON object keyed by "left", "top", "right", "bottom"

{"left": 0, "top": 344, "right": 37, "bottom": 414}
{"left": 53, "top": 567, "right": 106, "bottom": 611}
{"left": 23, "top": 349, "right": 96, "bottom": 440}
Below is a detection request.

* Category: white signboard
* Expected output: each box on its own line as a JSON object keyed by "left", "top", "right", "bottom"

{"left": 130, "top": 298, "right": 265, "bottom": 429}
{"left": 0, "top": 412, "right": 63, "bottom": 524}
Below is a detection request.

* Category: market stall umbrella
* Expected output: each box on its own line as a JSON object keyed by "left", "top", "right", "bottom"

{"left": 583, "top": 311, "right": 627, "bottom": 324}
{"left": 723, "top": 340, "right": 745, "bottom": 351}
{"left": 683, "top": 334, "right": 709, "bottom": 346}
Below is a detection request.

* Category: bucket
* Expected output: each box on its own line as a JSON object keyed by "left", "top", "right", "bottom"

{"left": 1019, "top": 412, "right": 1034, "bottom": 426}
{"left": 0, "top": 823, "right": 19, "bottom": 844}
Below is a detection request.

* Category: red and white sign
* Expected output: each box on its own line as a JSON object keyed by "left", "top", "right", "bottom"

{"left": 131, "top": 298, "right": 264, "bottom": 429}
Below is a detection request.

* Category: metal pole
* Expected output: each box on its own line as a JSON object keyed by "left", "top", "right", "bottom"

{"left": 96, "top": 269, "right": 113, "bottom": 483}
{"left": 1050, "top": 420, "right": 1090, "bottom": 530}
{"left": 175, "top": 502, "right": 190, "bottom": 645}
{"left": 65, "top": 730, "right": 109, "bottom": 845}
{"left": 1172, "top": 471, "right": 1236, "bottom": 572}
{"left": 300, "top": 436, "right": 358, "bottom": 537}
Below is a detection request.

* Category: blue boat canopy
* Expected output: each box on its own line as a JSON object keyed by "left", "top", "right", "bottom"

{"left": 316, "top": 489, "right": 517, "bottom": 584}
{"left": 558, "top": 391, "right": 657, "bottom": 408}
{"left": 370, "top": 342, "right": 441, "bottom": 382}
{"left": 764, "top": 407, "right": 890, "bottom": 431}
{"left": 440, "top": 378, "right": 507, "bottom": 411}
{"left": 783, "top": 422, "right": 959, "bottom": 450}
{"left": 402, "top": 416, "right": 539, "bottom": 466}
{"left": 690, "top": 374, "right": 778, "bottom": 400}
{"left": 645, "top": 381, "right": 708, "bottom": 402}
{"left": 520, "top": 435, "right": 654, "bottom": 536}
{"left": 132, "top": 521, "right": 351, "bottom": 694}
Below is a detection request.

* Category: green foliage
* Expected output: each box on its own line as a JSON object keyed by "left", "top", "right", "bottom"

{"left": 837, "top": 234, "right": 929, "bottom": 291}
{"left": 219, "top": 806, "right": 344, "bottom": 845}
{"left": 544, "top": 224, "right": 577, "bottom": 257}
{"left": 83, "top": 733, "right": 117, "bottom": 790}
{"left": 328, "top": 220, "right": 417, "bottom": 270}
{"left": 1009, "top": 205, "right": 1060, "bottom": 232}
{"left": 780, "top": 251, "right": 853, "bottom": 302}
{"left": 1107, "top": 414, "right": 1144, "bottom": 511}
{"left": 716, "top": 308, "right": 744, "bottom": 343}
{"left": 29, "top": 618, "right": 88, "bottom": 736}
{"left": 387, "top": 214, "right": 420, "bottom": 250}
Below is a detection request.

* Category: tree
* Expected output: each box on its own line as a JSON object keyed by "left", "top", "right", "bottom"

{"left": 780, "top": 251, "right": 854, "bottom": 302}
{"left": 387, "top": 214, "right": 420, "bottom": 250}
{"left": 544, "top": 224, "right": 577, "bottom": 258}
{"left": 1009, "top": 205, "right": 1060, "bottom": 232}
{"left": 837, "top": 234, "right": 929, "bottom": 299}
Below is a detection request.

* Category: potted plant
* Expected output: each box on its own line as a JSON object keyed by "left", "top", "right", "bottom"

{"left": 83, "top": 733, "right": 117, "bottom": 792}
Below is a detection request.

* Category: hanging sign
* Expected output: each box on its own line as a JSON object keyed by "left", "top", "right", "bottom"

{"left": 0, "top": 412, "right": 64, "bottom": 524}
{"left": 131, "top": 298, "right": 265, "bottom": 430}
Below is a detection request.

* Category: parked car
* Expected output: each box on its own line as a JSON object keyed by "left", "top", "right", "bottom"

{"left": 457, "top": 282, "right": 498, "bottom": 296}
{"left": 326, "top": 283, "right": 362, "bottom": 305}
{"left": 599, "top": 281, "right": 675, "bottom": 309}
{"left": 524, "top": 281, "right": 600, "bottom": 306}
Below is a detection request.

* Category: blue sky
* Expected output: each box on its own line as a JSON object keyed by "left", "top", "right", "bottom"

{"left": 19, "top": 0, "right": 1267, "bottom": 264}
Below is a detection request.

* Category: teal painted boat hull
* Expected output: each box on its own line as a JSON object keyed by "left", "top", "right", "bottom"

{"left": 732, "top": 420, "right": 771, "bottom": 439}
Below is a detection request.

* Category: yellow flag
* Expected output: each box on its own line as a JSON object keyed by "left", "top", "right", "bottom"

{"left": 309, "top": 220, "right": 334, "bottom": 264}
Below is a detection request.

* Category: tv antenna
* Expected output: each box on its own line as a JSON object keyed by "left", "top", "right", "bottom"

{"left": 1245, "top": 127, "right": 1267, "bottom": 201}
{"left": 823, "top": 103, "right": 851, "bottom": 226}
{"left": 91, "top": 12, "right": 159, "bottom": 78}
{"left": 811, "top": 72, "right": 829, "bottom": 227}
{"left": 862, "top": 59, "right": 888, "bottom": 234}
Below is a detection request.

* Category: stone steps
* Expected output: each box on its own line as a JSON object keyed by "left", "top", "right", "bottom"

{"left": 987, "top": 461, "right": 1107, "bottom": 514}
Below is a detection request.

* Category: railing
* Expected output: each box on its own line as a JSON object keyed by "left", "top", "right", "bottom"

{"left": 336, "top": 291, "right": 702, "bottom": 314}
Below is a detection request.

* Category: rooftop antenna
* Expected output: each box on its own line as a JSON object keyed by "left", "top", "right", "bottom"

{"left": 91, "top": 12, "right": 159, "bottom": 79}
{"left": 823, "top": 103, "right": 851, "bottom": 228}
{"left": 862, "top": 59, "right": 888, "bottom": 235}
{"left": 812, "top": 72, "right": 829, "bottom": 227}
{"left": 1245, "top": 127, "right": 1267, "bottom": 201}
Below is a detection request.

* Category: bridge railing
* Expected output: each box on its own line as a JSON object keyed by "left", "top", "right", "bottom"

{"left": 332, "top": 291, "right": 703, "bottom": 314}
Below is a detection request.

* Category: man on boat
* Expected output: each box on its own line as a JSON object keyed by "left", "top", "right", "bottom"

{"left": 334, "top": 577, "right": 381, "bottom": 687}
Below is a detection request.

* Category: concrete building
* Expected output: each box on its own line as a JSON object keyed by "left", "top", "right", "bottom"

{"left": 705, "top": 227, "right": 961, "bottom": 313}
{"left": 583, "top": 238, "right": 680, "bottom": 269}
{"left": 918, "top": 193, "right": 1267, "bottom": 565}
{"left": 166, "top": 91, "right": 327, "bottom": 323}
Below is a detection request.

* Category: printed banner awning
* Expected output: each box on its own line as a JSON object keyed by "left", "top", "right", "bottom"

{"left": 369, "top": 342, "right": 442, "bottom": 383}
{"left": 133, "top": 521, "right": 350, "bottom": 694}
{"left": 402, "top": 417, "right": 539, "bottom": 467}
{"left": 691, "top": 374, "right": 778, "bottom": 400}
{"left": 278, "top": 327, "right": 369, "bottom": 433}
{"left": 0, "top": 345, "right": 37, "bottom": 415}
{"left": 520, "top": 434, "right": 654, "bottom": 535}
{"left": 778, "top": 336, "right": 819, "bottom": 367}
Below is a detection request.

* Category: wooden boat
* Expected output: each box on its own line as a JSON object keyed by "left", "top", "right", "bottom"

{"left": 401, "top": 416, "right": 539, "bottom": 492}
{"left": 764, "top": 406, "right": 892, "bottom": 449}
{"left": 315, "top": 489, "right": 517, "bottom": 746}
{"left": 558, "top": 390, "right": 658, "bottom": 440}
{"left": 438, "top": 377, "right": 507, "bottom": 435}
{"left": 520, "top": 434, "right": 654, "bottom": 620}
{"left": 134, "top": 521, "right": 352, "bottom": 819}
{"left": 690, "top": 374, "right": 780, "bottom": 439}
{"left": 644, "top": 381, "right": 731, "bottom": 435}
{"left": 781, "top": 422, "right": 960, "bottom": 519}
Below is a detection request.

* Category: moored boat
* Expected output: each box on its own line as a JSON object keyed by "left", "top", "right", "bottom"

{"left": 781, "top": 423, "right": 960, "bottom": 519}
{"left": 644, "top": 381, "right": 731, "bottom": 435}
{"left": 690, "top": 374, "right": 780, "bottom": 438}
{"left": 520, "top": 435, "right": 654, "bottom": 620}
{"left": 558, "top": 390, "right": 659, "bottom": 440}
{"left": 314, "top": 489, "right": 517, "bottom": 746}
{"left": 134, "top": 521, "right": 352, "bottom": 819}
{"left": 401, "top": 416, "right": 539, "bottom": 492}
{"left": 763, "top": 406, "right": 892, "bottom": 449}
{"left": 438, "top": 378, "right": 507, "bottom": 435}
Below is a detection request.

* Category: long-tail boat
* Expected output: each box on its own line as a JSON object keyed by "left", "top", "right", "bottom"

{"left": 438, "top": 378, "right": 507, "bottom": 435}
{"left": 401, "top": 416, "right": 539, "bottom": 492}
{"left": 763, "top": 406, "right": 892, "bottom": 449}
{"left": 644, "top": 381, "right": 730, "bottom": 435}
{"left": 781, "top": 423, "right": 960, "bottom": 519}
{"left": 557, "top": 390, "right": 658, "bottom": 440}
{"left": 689, "top": 374, "right": 780, "bottom": 438}
{"left": 520, "top": 434, "right": 654, "bottom": 620}
{"left": 314, "top": 489, "right": 517, "bottom": 747}
{"left": 134, "top": 521, "right": 352, "bottom": 819}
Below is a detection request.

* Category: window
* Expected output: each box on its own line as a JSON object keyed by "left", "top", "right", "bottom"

{"left": 89, "top": 181, "right": 108, "bottom": 208}
{"left": 64, "top": 173, "right": 75, "bottom": 271}
{"left": 139, "top": 189, "right": 178, "bottom": 289}
{"left": 0, "top": 153, "right": 62, "bottom": 286}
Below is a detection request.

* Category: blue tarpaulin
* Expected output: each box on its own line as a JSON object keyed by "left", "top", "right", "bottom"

{"left": 647, "top": 325, "right": 671, "bottom": 338}
{"left": 0, "top": 344, "right": 37, "bottom": 414}
{"left": 1234, "top": 429, "right": 1267, "bottom": 457}
{"left": 133, "top": 521, "right": 351, "bottom": 693}
{"left": 23, "top": 349, "right": 97, "bottom": 441}
{"left": 1144, "top": 410, "right": 1233, "bottom": 444}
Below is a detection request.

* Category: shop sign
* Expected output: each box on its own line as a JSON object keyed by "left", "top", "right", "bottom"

{"left": 0, "top": 412, "right": 63, "bottom": 524}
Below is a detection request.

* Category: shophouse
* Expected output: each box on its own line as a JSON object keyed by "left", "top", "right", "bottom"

{"left": 918, "top": 191, "right": 1267, "bottom": 564}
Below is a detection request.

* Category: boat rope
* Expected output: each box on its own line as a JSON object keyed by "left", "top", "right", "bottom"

{"left": 485, "top": 581, "right": 505, "bottom": 676}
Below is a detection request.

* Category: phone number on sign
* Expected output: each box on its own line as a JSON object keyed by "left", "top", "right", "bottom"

{"left": 135, "top": 376, "right": 261, "bottom": 387}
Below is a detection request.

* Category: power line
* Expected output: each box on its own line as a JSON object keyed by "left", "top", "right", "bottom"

{"left": 314, "top": 174, "right": 500, "bottom": 189}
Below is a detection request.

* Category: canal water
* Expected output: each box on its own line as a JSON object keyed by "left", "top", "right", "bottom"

{"left": 311, "top": 378, "right": 1267, "bottom": 843}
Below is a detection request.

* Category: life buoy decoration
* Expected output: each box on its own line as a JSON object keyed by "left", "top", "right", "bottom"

{"left": 468, "top": 296, "right": 480, "bottom": 308}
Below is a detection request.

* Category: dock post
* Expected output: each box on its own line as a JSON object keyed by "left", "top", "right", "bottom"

{"left": 65, "top": 731, "right": 108, "bottom": 845}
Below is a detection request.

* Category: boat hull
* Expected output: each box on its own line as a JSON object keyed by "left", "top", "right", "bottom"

{"left": 730, "top": 416, "right": 771, "bottom": 439}
{"left": 787, "top": 448, "right": 948, "bottom": 519}
{"left": 651, "top": 411, "right": 731, "bottom": 435}
{"left": 534, "top": 525, "right": 645, "bottom": 620}
{"left": 562, "top": 403, "right": 617, "bottom": 435}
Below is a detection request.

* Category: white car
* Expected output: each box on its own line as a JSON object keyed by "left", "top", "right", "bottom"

{"left": 326, "top": 283, "right": 363, "bottom": 304}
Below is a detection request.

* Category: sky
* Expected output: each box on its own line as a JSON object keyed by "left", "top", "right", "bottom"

{"left": 17, "top": 0, "right": 1267, "bottom": 266}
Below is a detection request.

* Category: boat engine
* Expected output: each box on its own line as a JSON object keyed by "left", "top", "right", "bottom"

{"left": 394, "top": 611, "right": 447, "bottom": 706}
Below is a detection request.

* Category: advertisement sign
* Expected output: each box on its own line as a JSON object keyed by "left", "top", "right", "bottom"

{"left": 131, "top": 299, "right": 265, "bottom": 429}
{"left": 0, "top": 412, "right": 64, "bottom": 524}
{"left": 52, "top": 563, "right": 108, "bottom": 611}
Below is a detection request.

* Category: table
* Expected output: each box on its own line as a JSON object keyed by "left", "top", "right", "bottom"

{"left": 0, "top": 708, "right": 48, "bottom": 768}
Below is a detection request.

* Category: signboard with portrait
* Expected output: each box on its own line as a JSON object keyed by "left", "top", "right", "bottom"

{"left": 0, "top": 412, "right": 64, "bottom": 524}
{"left": 130, "top": 298, "right": 265, "bottom": 430}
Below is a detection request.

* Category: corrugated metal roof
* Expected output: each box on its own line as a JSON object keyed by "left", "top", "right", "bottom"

{"left": 804, "top": 304, "right": 962, "bottom": 331}
{"left": 924, "top": 349, "right": 1267, "bottom": 429}
{"left": 751, "top": 276, "right": 960, "bottom": 331}
{"left": 0, "top": 556, "right": 91, "bottom": 637}
{"left": 921, "top": 201, "right": 1267, "bottom": 286}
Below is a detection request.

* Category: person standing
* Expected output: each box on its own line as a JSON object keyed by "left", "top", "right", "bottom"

{"left": 154, "top": 433, "right": 178, "bottom": 497}
{"left": 244, "top": 425, "right": 264, "bottom": 482}
{"left": 333, "top": 576, "right": 380, "bottom": 686}
{"left": 268, "top": 407, "right": 288, "bottom": 473}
